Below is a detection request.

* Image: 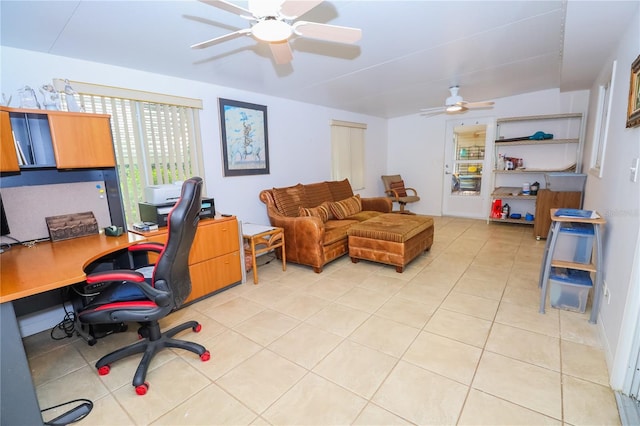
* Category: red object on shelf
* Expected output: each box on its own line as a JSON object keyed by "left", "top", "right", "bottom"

{"left": 491, "top": 199, "right": 503, "bottom": 218}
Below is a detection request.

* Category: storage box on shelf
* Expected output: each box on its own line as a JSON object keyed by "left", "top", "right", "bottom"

{"left": 488, "top": 113, "right": 585, "bottom": 236}
{"left": 552, "top": 222, "right": 594, "bottom": 264}
{"left": 549, "top": 267, "right": 593, "bottom": 313}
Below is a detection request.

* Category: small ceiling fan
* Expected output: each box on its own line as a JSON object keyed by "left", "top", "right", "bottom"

{"left": 191, "top": 0, "right": 362, "bottom": 64}
{"left": 420, "top": 86, "right": 494, "bottom": 117}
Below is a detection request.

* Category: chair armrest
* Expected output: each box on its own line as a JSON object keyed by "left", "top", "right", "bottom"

{"left": 85, "top": 270, "right": 171, "bottom": 307}
{"left": 128, "top": 242, "right": 164, "bottom": 254}
{"left": 361, "top": 197, "right": 393, "bottom": 212}
{"left": 404, "top": 188, "right": 419, "bottom": 197}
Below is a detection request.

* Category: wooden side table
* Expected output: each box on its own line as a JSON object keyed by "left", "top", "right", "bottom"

{"left": 242, "top": 223, "right": 286, "bottom": 284}
{"left": 538, "top": 209, "right": 605, "bottom": 324}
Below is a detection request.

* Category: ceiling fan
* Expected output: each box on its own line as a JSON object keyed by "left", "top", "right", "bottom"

{"left": 420, "top": 86, "right": 494, "bottom": 117}
{"left": 191, "top": 0, "right": 362, "bottom": 64}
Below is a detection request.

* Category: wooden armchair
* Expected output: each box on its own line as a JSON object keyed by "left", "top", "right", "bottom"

{"left": 381, "top": 175, "right": 420, "bottom": 214}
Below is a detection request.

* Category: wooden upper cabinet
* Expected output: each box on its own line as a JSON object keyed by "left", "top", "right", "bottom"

{"left": 48, "top": 112, "right": 116, "bottom": 168}
{"left": 0, "top": 111, "right": 20, "bottom": 172}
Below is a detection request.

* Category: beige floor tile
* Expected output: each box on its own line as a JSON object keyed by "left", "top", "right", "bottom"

{"left": 36, "top": 365, "right": 110, "bottom": 413}
{"left": 463, "top": 263, "right": 510, "bottom": 284}
{"left": 458, "top": 389, "right": 561, "bottom": 425}
{"left": 313, "top": 339, "right": 397, "bottom": 398}
{"left": 560, "top": 310, "right": 602, "bottom": 347}
{"left": 561, "top": 339, "right": 610, "bottom": 385}
{"left": 151, "top": 383, "right": 256, "bottom": 425}
{"left": 349, "top": 315, "right": 420, "bottom": 358}
{"left": 393, "top": 281, "right": 449, "bottom": 309}
{"left": 352, "top": 402, "right": 412, "bottom": 425}
{"left": 186, "top": 329, "right": 261, "bottom": 380}
{"left": 240, "top": 283, "right": 298, "bottom": 308}
{"left": 453, "top": 275, "right": 506, "bottom": 300}
{"left": 375, "top": 295, "right": 433, "bottom": 328}
{"left": 216, "top": 349, "right": 306, "bottom": 413}
{"left": 372, "top": 360, "right": 467, "bottom": 425}
{"left": 485, "top": 322, "right": 560, "bottom": 371}
{"left": 441, "top": 292, "right": 500, "bottom": 320}
{"left": 563, "top": 375, "right": 621, "bottom": 425}
{"left": 113, "top": 357, "right": 211, "bottom": 425}
{"left": 424, "top": 308, "right": 492, "bottom": 348}
{"left": 472, "top": 352, "right": 562, "bottom": 419}
{"left": 75, "top": 394, "right": 134, "bottom": 425}
{"left": 335, "top": 286, "right": 392, "bottom": 313}
{"left": 305, "top": 302, "right": 370, "bottom": 337}
{"left": 273, "top": 292, "right": 329, "bottom": 320}
{"left": 495, "top": 300, "right": 560, "bottom": 337}
{"left": 262, "top": 373, "right": 367, "bottom": 425}
{"left": 204, "top": 297, "right": 266, "bottom": 327}
{"left": 356, "top": 274, "right": 407, "bottom": 297}
{"left": 30, "top": 343, "right": 89, "bottom": 386}
{"left": 502, "top": 284, "right": 543, "bottom": 308}
{"left": 233, "top": 309, "right": 299, "bottom": 346}
{"left": 403, "top": 331, "right": 481, "bottom": 385}
{"left": 303, "top": 276, "right": 356, "bottom": 301}
{"left": 268, "top": 322, "right": 343, "bottom": 369}
{"left": 160, "top": 307, "right": 228, "bottom": 346}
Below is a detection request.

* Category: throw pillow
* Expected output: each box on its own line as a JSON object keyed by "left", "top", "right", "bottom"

{"left": 389, "top": 180, "right": 407, "bottom": 197}
{"left": 298, "top": 205, "right": 330, "bottom": 223}
{"left": 328, "top": 195, "right": 362, "bottom": 219}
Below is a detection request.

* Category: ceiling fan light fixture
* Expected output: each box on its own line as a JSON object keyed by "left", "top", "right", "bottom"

{"left": 252, "top": 18, "right": 292, "bottom": 42}
{"left": 446, "top": 104, "right": 463, "bottom": 112}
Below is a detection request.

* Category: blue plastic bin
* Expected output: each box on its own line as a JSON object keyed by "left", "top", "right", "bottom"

{"left": 553, "top": 222, "right": 594, "bottom": 264}
{"left": 549, "top": 267, "right": 593, "bottom": 313}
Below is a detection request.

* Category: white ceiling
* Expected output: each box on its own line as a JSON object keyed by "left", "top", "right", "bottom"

{"left": 1, "top": 0, "right": 638, "bottom": 118}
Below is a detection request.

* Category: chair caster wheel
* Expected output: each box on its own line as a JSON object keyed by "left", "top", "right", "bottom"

{"left": 200, "top": 351, "right": 211, "bottom": 362}
{"left": 97, "top": 365, "right": 110, "bottom": 376}
{"left": 88, "top": 338, "right": 97, "bottom": 346}
{"left": 135, "top": 382, "right": 149, "bottom": 395}
{"left": 193, "top": 324, "right": 202, "bottom": 333}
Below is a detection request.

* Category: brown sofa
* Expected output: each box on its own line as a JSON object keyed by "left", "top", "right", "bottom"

{"left": 259, "top": 179, "right": 392, "bottom": 273}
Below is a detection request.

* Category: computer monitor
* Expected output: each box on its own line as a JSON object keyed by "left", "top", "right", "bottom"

{"left": 1, "top": 194, "right": 10, "bottom": 236}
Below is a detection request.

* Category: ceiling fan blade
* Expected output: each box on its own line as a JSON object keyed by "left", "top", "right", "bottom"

{"left": 464, "top": 101, "right": 495, "bottom": 109}
{"left": 269, "top": 41, "right": 293, "bottom": 64}
{"left": 198, "top": 0, "right": 254, "bottom": 19}
{"left": 292, "top": 21, "right": 362, "bottom": 44}
{"left": 420, "top": 108, "right": 446, "bottom": 117}
{"left": 191, "top": 29, "right": 252, "bottom": 49}
{"left": 280, "top": 0, "right": 324, "bottom": 19}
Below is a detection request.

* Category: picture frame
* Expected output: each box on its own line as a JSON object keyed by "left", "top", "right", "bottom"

{"left": 626, "top": 54, "right": 640, "bottom": 128}
{"left": 219, "top": 98, "right": 270, "bottom": 176}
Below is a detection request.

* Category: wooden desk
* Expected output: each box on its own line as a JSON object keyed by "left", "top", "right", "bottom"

{"left": 0, "top": 232, "right": 145, "bottom": 425}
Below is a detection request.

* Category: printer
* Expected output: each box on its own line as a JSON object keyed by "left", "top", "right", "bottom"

{"left": 139, "top": 183, "right": 214, "bottom": 227}
{"left": 144, "top": 183, "right": 182, "bottom": 205}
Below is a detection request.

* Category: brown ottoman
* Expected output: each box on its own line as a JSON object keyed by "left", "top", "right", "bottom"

{"left": 348, "top": 213, "right": 434, "bottom": 272}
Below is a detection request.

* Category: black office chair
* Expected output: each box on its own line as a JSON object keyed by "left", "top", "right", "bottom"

{"left": 77, "top": 177, "right": 209, "bottom": 395}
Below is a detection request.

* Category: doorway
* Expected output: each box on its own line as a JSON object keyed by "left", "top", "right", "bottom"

{"left": 442, "top": 118, "right": 495, "bottom": 218}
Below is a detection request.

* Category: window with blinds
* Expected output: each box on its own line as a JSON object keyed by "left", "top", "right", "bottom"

{"left": 58, "top": 82, "right": 204, "bottom": 224}
{"left": 330, "top": 120, "right": 366, "bottom": 190}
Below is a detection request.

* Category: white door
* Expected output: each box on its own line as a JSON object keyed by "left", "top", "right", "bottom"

{"left": 442, "top": 118, "right": 495, "bottom": 218}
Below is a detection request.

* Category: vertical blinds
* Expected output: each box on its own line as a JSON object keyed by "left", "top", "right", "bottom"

{"left": 73, "top": 90, "right": 204, "bottom": 224}
{"left": 330, "top": 120, "right": 366, "bottom": 190}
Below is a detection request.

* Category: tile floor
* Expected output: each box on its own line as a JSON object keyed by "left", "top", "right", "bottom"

{"left": 25, "top": 216, "right": 621, "bottom": 425}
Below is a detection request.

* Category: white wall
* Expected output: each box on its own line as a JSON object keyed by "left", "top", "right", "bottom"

{"left": 0, "top": 46, "right": 388, "bottom": 228}
{"left": 387, "top": 89, "right": 590, "bottom": 217}
{"left": 579, "top": 7, "right": 640, "bottom": 390}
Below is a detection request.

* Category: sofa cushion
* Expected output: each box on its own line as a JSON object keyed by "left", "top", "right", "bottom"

{"left": 321, "top": 201, "right": 336, "bottom": 220}
{"left": 324, "top": 219, "right": 358, "bottom": 245}
{"left": 329, "top": 194, "right": 362, "bottom": 219}
{"left": 298, "top": 205, "right": 330, "bottom": 223}
{"left": 272, "top": 184, "right": 307, "bottom": 217}
{"left": 389, "top": 180, "right": 407, "bottom": 197}
{"left": 347, "top": 210, "right": 384, "bottom": 222}
{"left": 327, "top": 178, "right": 354, "bottom": 202}
{"left": 304, "top": 182, "right": 333, "bottom": 207}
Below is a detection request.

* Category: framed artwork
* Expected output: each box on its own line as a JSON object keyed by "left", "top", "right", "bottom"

{"left": 219, "top": 98, "right": 270, "bottom": 176}
{"left": 626, "top": 54, "right": 640, "bottom": 128}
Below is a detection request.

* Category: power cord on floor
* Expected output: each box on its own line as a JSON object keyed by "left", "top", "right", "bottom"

{"left": 41, "top": 398, "right": 93, "bottom": 425}
{"left": 50, "top": 301, "right": 77, "bottom": 341}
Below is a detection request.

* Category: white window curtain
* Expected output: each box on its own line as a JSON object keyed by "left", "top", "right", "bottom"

{"left": 330, "top": 119, "right": 366, "bottom": 190}
{"left": 58, "top": 80, "right": 204, "bottom": 224}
